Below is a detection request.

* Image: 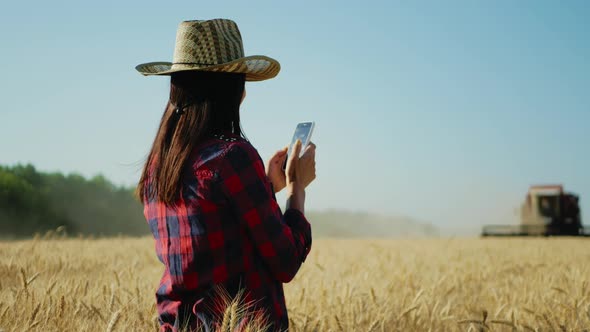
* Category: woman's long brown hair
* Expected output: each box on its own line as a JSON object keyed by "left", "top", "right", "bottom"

{"left": 137, "top": 71, "right": 246, "bottom": 205}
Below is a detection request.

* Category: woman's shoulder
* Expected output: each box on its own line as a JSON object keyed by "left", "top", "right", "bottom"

{"left": 191, "top": 133, "right": 260, "bottom": 171}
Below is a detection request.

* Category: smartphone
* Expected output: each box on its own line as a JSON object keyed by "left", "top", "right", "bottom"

{"left": 283, "top": 122, "right": 315, "bottom": 170}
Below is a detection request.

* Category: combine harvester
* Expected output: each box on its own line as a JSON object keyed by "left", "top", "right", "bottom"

{"left": 482, "top": 185, "right": 590, "bottom": 237}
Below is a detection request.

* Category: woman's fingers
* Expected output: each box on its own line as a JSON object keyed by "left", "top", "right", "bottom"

{"left": 286, "top": 140, "right": 318, "bottom": 188}
{"left": 290, "top": 140, "right": 302, "bottom": 162}
{"left": 305, "top": 141, "right": 316, "bottom": 153}
{"left": 286, "top": 140, "right": 302, "bottom": 178}
{"left": 277, "top": 146, "right": 288, "bottom": 156}
{"left": 278, "top": 147, "right": 288, "bottom": 162}
{"left": 272, "top": 147, "right": 288, "bottom": 161}
{"left": 308, "top": 143, "right": 317, "bottom": 184}
{"left": 301, "top": 141, "right": 316, "bottom": 160}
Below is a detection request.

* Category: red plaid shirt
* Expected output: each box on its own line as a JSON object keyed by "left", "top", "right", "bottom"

{"left": 143, "top": 133, "right": 312, "bottom": 332}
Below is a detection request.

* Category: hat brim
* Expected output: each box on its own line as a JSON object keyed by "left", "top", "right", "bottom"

{"left": 135, "top": 55, "right": 280, "bottom": 82}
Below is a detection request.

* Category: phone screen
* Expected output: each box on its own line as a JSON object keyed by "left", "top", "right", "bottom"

{"left": 284, "top": 122, "right": 315, "bottom": 169}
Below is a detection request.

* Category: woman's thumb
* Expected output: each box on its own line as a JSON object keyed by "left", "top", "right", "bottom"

{"left": 287, "top": 140, "right": 301, "bottom": 171}
{"left": 291, "top": 139, "right": 302, "bottom": 159}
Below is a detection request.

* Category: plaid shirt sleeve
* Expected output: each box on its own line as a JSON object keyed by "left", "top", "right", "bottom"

{"left": 219, "top": 141, "right": 312, "bottom": 283}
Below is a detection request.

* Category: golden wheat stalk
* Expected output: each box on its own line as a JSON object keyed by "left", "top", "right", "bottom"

{"left": 220, "top": 304, "right": 231, "bottom": 332}
{"left": 334, "top": 314, "right": 344, "bottom": 332}
{"left": 44, "top": 304, "right": 52, "bottom": 325}
{"left": 398, "top": 306, "right": 419, "bottom": 320}
{"left": 0, "top": 306, "right": 10, "bottom": 321}
{"left": 19, "top": 268, "right": 28, "bottom": 291}
{"left": 489, "top": 320, "right": 517, "bottom": 328}
{"left": 229, "top": 300, "right": 239, "bottom": 331}
{"left": 370, "top": 287, "right": 377, "bottom": 304}
{"left": 366, "top": 319, "right": 379, "bottom": 332}
{"left": 108, "top": 292, "right": 116, "bottom": 312}
{"left": 45, "top": 278, "right": 58, "bottom": 295}
{"left": 113, "top": 272, "right": 120, "bottom": 287}
{"left": 28, "top": 320, "right": 41, "bottom": 329}
{"left": 91, "top": 304, "right": 106, "bottom": 323}
{"left": 58, "top": 295, "right": 66, "bottom": 318}
{"left": 26, "top": 272, "right": 40, "bottom": 286}
{"left": 457, "top": 320, "right": 490, "bottom": 330}
{"left": 105, "top": 309, "right": 122, "bottom": 332}
{"left": 27, "top": 303, "right": 41, "bottom": 327}
{"left": 522, "top": 324, "right": 536, "bottom": 332}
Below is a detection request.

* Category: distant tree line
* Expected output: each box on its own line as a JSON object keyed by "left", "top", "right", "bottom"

{"left": 0, "top": 164, "right": 440, "bottom": 239}
{"left": 0, "top": 164, "right": 147, "bottom": 238}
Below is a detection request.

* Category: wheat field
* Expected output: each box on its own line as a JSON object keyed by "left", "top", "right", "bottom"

{"left": 1, "top": 235, "right": 590, "bottom": 331}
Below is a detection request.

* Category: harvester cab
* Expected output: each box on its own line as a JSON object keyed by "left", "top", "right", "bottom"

{"left": 482, "top": 185, "right": 587, "bottom": 237}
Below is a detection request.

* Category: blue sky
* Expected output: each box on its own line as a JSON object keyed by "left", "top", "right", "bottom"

{"left": 1, "top": 1, "right": 589, "bottom": 231}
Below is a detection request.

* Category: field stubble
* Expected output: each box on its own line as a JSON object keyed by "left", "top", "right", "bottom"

{"left": 1, "top": 236, "right": 590, "bottom": 331}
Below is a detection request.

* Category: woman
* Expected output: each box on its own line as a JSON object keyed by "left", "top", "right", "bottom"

{"left": 135, "top": 19, "right": 315, "bottom": 331}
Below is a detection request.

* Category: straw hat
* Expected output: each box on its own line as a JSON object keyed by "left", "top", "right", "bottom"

{"left": 136, "top": 19, "right": 280, "bottom": 81}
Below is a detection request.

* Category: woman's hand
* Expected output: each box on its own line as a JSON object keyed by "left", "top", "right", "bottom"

{"left": 266, "top": 147, "right": 288, "bottom": 193}
{"left": 284, "top": 140, "right": 316, "bottom": 213}
{"left": 286, "top": 140, "right": 316, "bottom": 191}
